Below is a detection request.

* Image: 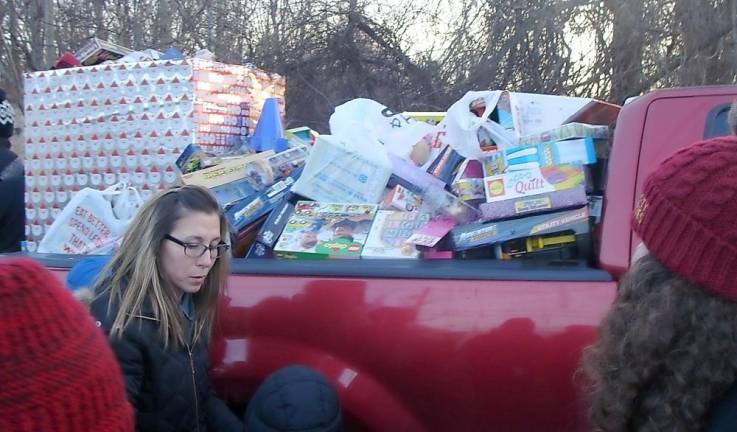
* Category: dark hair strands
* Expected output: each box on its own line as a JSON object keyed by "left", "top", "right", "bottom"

{"left": 582, "top": 255, "right": 737, "bottom": 432}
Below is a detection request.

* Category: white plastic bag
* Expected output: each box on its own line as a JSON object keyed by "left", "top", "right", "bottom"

{"left": 439, "top": 90, "right": 516, "bottom": 160}
{"left": 38, "top": 182, "right": 143, "bottom": 255}
{"left": 329, "top": 98, "right": 437, "bottom": 160}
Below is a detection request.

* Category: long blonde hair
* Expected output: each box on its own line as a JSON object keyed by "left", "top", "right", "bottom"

{"left": 92, "top": 185, "right": 231, "bottom": 349}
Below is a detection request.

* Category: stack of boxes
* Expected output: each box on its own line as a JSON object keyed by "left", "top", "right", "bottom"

{"left": 23, "top": 59, "right": 285, "bottom": 251}
{"left": 244, "top": 97, "right": 616, "bottom": 262}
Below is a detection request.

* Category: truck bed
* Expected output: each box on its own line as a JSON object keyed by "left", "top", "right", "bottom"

{"left": 36, "top": 253, "right": 615, "bottom": 431}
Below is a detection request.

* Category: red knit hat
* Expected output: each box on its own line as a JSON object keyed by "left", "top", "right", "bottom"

{"left": 0, "top": 258, "right": 134, "bottom": 432}
{"left": 632, "top": 136, "right": 737, "bottom": 299}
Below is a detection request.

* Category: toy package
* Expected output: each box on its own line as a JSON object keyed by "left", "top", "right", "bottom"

{"left": 361, "top": 211, "right": 431, "bottom": 259}
{"left": 274, "top": 201, "right": 378, "bottom": 259}
{"left": 246, "top": 200, "right": 295, "bottom": 259}
{"left": 451, "top": 206, "right": 590, "bottom": 251}
{"left": 480, "top": 164, "right": 587, "bottom": 221}
{"left": 381, "top": 184, "right": 423, "bottom": 212}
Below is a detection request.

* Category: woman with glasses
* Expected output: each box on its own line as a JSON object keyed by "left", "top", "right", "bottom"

{"left": 90, "top": 185, "right": 342, "bottom": 432}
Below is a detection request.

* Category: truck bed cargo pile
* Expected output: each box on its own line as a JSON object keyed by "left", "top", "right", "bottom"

{"left": 26, "top": 39, "right": 621, "bottom": 264}
{"left": 215, "top": 93, "right": 618, "bottom": 264}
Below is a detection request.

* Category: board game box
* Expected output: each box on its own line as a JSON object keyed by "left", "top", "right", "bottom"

{"left": 361, "top": 211, "right": 431, "bottom": 259}
{"left": 274, "top": 201, "right": 378, "bottom": 259}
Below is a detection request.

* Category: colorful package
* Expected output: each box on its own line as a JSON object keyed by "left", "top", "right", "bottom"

{"left": 517, "top": 122, "right": 610, "bottom": 145}
{"left": 181, "top": 151, "right": 274, "bottom": 189}
{"left": 483, "top": 164, "right": 585, "bottom": 203}
{"left": 479, "top": 186, "right": 587, "bottom": 221}
{"left": 274, "top": 201, "right": 378, "bottom": 259}
{"left": 361, "top": 211, "right": 431, "bottom": 259}
{"left": 505, "top": 138, "right": 597, "bottom": 170}
{"left": 451, "top": 206, "right": 590, "bottom": 251}
{"left": 381, "top": 184, "right": 423, "bottom": 212}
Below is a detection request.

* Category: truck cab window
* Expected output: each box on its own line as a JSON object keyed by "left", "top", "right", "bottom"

{"left": 704, "top": 103, "right": 732, "bottom": 139}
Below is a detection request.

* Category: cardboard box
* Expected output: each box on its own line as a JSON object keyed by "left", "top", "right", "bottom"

{"left": 274, "top": 201, "right": 377, "bottom": 259}
{"left": 421, "top": 185, "right": 480, "bottom": 225}
{"left": 256, "top": 199, "right": 295, "bottom": 247}
{"left": 75, "top": 38, "right": 133, "bottom": 66}
{"left": 504, "top": 91, "right": 592, "bottom": 138}
{"left": 452, "top": 178, "right": 485, "bottom": 202}
{"left": 517, "top": 122, "right": 610, "bottom": 145}
{"left": 381, "top": 184, "right": 423, "bottom": 212}
{"left": 451, "top": 206, "right": 590, "bottom": 251}
{"left": 243, "top": 146, "right": 308, "bottom": 191}
{"left": 426, "top": 146, "right": 465, "bottom": 184}
{"left": 563, "top": 100, "right": 621, "bottom": 126}
{"left": 387, "top": 153, "right": 446, "bottom": 193}
{"left": 505, "top": 138, "right": 597, "bottom": 170}
{"left": 483, "top": 164, "right": 585, "bottom": 203}
{"left": 181, "top": 151, "right": 274, "bottom": 189}
{"left": 493, "top": 231, "right": 591, "bottom": 261}
{"left": 361, "top": 210, "right": 430, "bottom": 259}
{"left": 479, "top": 186, "right": 587, "bottom": 222}
{"left": 225, "top": 176, "right": 295, "bottom": 232}
{"left": 209, "top": 179, "right": 257, "bottom": 210}
{"left": 481, "top": 152, "right": 506, "bottom": 177}
{"left": 246, "top": 198, "right": 295, "bottom": 259}
{"left": 292, "top": 135, "right": 391, "bottom": 204}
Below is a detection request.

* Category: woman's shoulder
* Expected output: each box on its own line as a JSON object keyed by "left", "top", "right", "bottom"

{"left": 89, "top": 287, "right": 157, "bottom": 337}
{"left": 89, "top": 288, "right": 115, "bottom": 327}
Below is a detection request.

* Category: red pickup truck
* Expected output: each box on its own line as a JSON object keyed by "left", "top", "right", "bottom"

{"left": 33, "top": 86, "right": 737, "bottom": 431}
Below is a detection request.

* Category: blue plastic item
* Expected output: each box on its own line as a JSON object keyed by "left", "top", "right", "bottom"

{"left": 66, "top": 256, "right": 111, "bottom": 291}
{"left": 249, "top": 98, "right": 288, "bottom": 153}
{"left": 161, "top": 47, "right": 185, "bottom": 61}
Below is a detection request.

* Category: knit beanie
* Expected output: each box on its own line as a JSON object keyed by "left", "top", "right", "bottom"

{"left": 246, "top": 365, "right": 343, "bottom": 432}
{"left": 632, "top": 136, "right": 737, "bottom": 299}
{"left": 0, "top": 258, "right": 134, "bottom": 432}
{"left": 0, "top": 89, "right": 14, "bottom": 139}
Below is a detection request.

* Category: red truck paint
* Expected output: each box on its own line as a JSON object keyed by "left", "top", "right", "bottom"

{"left": 39, "top": 86, "right": 737, "bottom": 431}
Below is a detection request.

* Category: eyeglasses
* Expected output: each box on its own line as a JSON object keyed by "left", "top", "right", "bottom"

{"left": 164, "top": 234, "right": 230, "bottom": 259}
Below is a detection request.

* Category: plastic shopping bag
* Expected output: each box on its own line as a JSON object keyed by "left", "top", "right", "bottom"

{"left": 439, "top": 90, "right": 517, "bottom": 160}
{"left": 329, "top": 98, "right": 438, "bottom": 162}
{"left": 38, "top": 182, "right": 143, "bottom": 255}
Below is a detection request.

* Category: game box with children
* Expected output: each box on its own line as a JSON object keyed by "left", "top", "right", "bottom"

{"left": 274, "top": 201, "right": 378, "bottom": 259}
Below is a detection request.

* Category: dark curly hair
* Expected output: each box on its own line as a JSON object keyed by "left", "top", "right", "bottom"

{"left": 582, "top": 254, "right": 737, "bottom": 432}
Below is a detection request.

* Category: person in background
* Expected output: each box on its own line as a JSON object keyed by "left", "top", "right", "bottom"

{"left": 0, "top": 89, "right": 24, "bottom": 252}
{"left": 0, "top": 258, "right": 134, "bottom": 432}
{"left": 582, "top": 136, "right": 737, "bottom": 431}
{"left": 90, "top": 185, "right": 342, "bottom": 432}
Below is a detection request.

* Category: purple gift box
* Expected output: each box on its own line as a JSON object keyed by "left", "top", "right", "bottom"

{"left": 479, "top": 185, "right": 587, "bottom": 222}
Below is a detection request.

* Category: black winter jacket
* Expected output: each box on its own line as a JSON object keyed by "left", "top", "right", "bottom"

{"left": 90, "top": 289, "right": 243, "bottom": 432}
